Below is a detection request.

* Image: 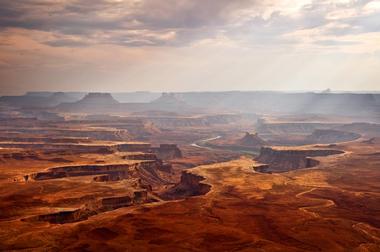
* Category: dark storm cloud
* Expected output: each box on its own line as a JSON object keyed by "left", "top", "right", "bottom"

{"left": 0, "top": 0, "right": 256, "bottom": 46}
{"left": 0, "top": 0, "right": 379, "bottom": 47}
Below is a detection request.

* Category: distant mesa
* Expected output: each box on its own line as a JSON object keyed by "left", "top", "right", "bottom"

{"left": 2, "top": 91, "right": 379, "bottom": 116}
{"left": 55, "top": 92, "right": 121, "bottom": 113}
{"left": 152, "top": 93, "right": 186, "bottom": 105}
{"left": 48, "top": 92, "right": 77, "bottom": 103}
{"left": 150, "top": 93, "right": 192, "bottom": 111}
{"left": 55, "top": 92, "right": 196, "bottom": 113}
{"left": 77, "top": 93, "right": 119, "bottom": 105}
{"left": 0, "top": 91, "right": 78, "bottom": 108}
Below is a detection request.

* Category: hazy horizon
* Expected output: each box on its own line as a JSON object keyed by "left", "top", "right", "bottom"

{"left": 3, "top": 89, "right": 380, "bottom": 96}
{"left": 1, "top": 0, "right": 379, "bottom": 95}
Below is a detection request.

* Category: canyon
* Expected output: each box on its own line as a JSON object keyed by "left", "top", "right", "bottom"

{"left": 0, "top": 91, "right": 380, "bottom": 251}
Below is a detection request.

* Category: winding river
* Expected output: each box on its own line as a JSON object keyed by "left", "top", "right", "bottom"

{"left": 190, "top": 136, "right": 222, "bottom": 150}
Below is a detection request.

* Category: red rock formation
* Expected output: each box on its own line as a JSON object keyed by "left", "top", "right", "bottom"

{"left": 31, "top": 209, "right": 94, "bottom": 224}
{"left": 154, "top": 144, "right": 182, "bottom": 159}
{"left": 255, "top": 147, "right": 344, "bottom": 173}
{"left": 237, "top": 132, "right": 268, "bottom": 147}
{"left": 123, "top": 153, "right": 158, "bottom": 160}
{"left": 30, "top": 160, "right": 170, "bottom": 182}
{"left": 161, "top": 171, "right": 211, "bottom": 200}
{"left": 133, "top": 190, "right": 148, "bottom": 204}
{"left": 101, "top": 196, "right": 133, "bottom": 210}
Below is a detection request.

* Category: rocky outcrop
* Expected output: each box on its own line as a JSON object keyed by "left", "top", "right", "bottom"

{"left": 29, "top": 190, "right": 151, "bottom": 224}
{"left": 29, "top": 160, "right": 171, "bottom": 181}
{"left": 117, "top": 143, "right": 153, "bottom": 152}
{"left": 101, "top": 196, "right": 133, "bottom": 211}
{"left": 122, "top": 153, "right": 158, "bottom": 160}
{"left": 255, "top": 147, "right": 344, "bottom": 173}
{"left": 0, "top": 151, "right": 42, "bottom": 161}
{"left": 154, "top": 144, "right": 182, "bottom": 159}
{"left": 31, "top": 209, "right": 94, "bottom": 224}
{"left": 133, "top": 190, "right": 148, "bottom": 203}
{"left": 161, "top": 171, "right": 211, "bottom": 200}
{"left": 237, "top": 132, "right": 268, "bottom": 148}
{"left": 117, "top": 143, "right": 182, "bottom": 160}
{"left": 93, "top": 173, "right": 127, "bottom": 182}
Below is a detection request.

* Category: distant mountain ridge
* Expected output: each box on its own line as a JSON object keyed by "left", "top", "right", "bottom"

{"left": 1, "top": 91, "right": 380, "bottom": 118}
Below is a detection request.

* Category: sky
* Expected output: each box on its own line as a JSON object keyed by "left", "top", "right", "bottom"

{"left": 0, "top": 0, "right": 379, "bottom": 95}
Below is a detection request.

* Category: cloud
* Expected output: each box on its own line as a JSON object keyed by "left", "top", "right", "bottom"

{"left": 0, "top": 0, "right": 379, "bottom": 49}
{"left": 0, "top": 0, "right": 380, "bottom": 95}
{"left": 0, "top": 0, "right": 258, "bottom": 47}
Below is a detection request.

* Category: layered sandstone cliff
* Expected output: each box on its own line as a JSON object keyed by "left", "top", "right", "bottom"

{"left": 161, "top": 171, "right": 210, "bottom": 200}
{"left": 255, "top": 147, "right": 344, "bottom": 173}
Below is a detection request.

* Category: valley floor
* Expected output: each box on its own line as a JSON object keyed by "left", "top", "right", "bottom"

{"left": 1, "top": 139, "right": 380, "bottom": 251}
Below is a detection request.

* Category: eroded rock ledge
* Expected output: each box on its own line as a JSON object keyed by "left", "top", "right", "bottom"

{"left": 161, "top": 171, "right": 211, "bottom": 200}
{"left": 255, "top": 146, "right": 344, "bottom": 173}
{"left": 25, "top": 171, "right": 211, "bottom": 224}
{"left": 29, "top": 160, "right": 165, "bottom": 180}
{"left": 0, "top": 142, "right": 182, "bottom": 159}
{"left": 26, "top": 190, "right": 151, "bottom": 224}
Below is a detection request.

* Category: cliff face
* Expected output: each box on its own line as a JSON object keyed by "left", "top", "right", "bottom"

{"left": 122, "top": 153, "right": 157, "bottom": 160}
{"left": 255, "top": 147, "right": 344, "bottom": 173}
{"left": 29, "top": 160, "right": 171, "bottom": 184}
{"left": 101, "top": 196, "right": 133, "bottom": 210}
{"left": 29, "top": 190, "right": 151, "bottom": 224}
{"left": 154, "top": 144, "right": 182, "bottom": 159}
{"left": 31, "top": 209, "right": 94, "bottom": 224}
{"left": 161, "top": 171, "right": 210, "bottom": 200}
